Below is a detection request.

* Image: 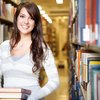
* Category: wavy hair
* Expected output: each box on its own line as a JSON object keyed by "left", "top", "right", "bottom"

{"left": 10, "top": 2, "right": 47, "bottom": 72}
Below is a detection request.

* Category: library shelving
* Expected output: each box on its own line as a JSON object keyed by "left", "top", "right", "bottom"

{"left": 47, "top": 25, "right": 58, "bottom": 57}
{"left": 3, "top": 0, "right": 18, "bottom": 7}
{"left": 42, "top": 17, "right": 58, "bottom": 57}
{"left": 68, "top": 0, "right": 100, "bottom": 100}
{"left": 49, "top": 27, "right": 58, "bottom": 57}
{"left": 0, "top": 16, "right": 13, "bottom": 25}
{"left": 0, "top": 0, "right": 21, "bottom": 43}
{"left": 0, "top": 0, "right": 21, "bottom": 87}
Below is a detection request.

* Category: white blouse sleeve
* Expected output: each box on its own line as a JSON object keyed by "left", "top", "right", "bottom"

{"left": 0, "top": 44, "right": 3, "bottom": 87}
{"left": 28, "top": 46, "right": 60, "bottom": 100}
{"left": 0, "top": 40, "right": 10, "bottom": 87}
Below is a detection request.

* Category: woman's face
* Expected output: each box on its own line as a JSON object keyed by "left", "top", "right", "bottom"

{"left": 17, "top": 7, "right": 35, "bottom": 36}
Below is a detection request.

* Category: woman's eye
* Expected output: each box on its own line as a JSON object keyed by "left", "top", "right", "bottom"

{"left": 20, "top": 15, "right": 25, "bottom": 18}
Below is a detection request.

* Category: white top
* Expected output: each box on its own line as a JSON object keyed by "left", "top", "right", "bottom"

{"left": 0, "top": 40, "right": 60, "bottom": 100}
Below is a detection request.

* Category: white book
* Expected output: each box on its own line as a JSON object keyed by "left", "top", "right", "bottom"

{"left": 0, "top": 92, "right": 28, "bottom": 99}
{"left": 0, "top": 88, "right": 31, "bottom": 99}
{"left": 0, "top": 24, "right": 4, "bottom": 43}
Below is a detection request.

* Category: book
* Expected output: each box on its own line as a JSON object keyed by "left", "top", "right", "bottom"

{"left": 87, "top": 57, "right": 100, "bottom": 81}
{"left": 87, "top": 82, "right": 91, "bottom": 100}
{"left": 0, "top": 88, "right": 31, "bottom": 99}
{"left": 84, "top": 0, "right": 92, "bottom": 44}
{"left": 89, "top": 61, "right": 100, "bottom": 81}
{"left": 91, "top": 0, "right": 97, "bottom": 44}
{"left": 81, "top": 53, "right": 100, "bottom": 83}
{"left": 0, "top": 88, "right": 31, "bottom": 94}
{"left": 90, "top": 64, "right": 100, "bottom": 100}
{"left": 98, "top": 0, "right": 100, "bottom": 46}
{"left": 0, "top": 98, "right": 20, "bottom": 100}
{"left": 78, "top": 0, "right": 85, "bottom": 44}
{"left": 0, "top": 92, "right": 29, "bottom": 99}
{"left": 97, "top": 73, "right": 100, "bottom": 100}
{"left": 0, "top": 24, "right": 4, "bottom": 43}
{"left": 76, "top": 49, "right": 93, "bottom": 83}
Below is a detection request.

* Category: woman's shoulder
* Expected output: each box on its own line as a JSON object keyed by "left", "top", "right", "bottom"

{"left": 0, "top": 40, "right": 9, "bottom": 45}
{"left": 0, "top": 40, "right": 10, "bottom": 49}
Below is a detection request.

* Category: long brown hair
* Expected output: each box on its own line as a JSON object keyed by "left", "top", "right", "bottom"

{"left": 10, "top": 2, "right": 47, "bottom": 72}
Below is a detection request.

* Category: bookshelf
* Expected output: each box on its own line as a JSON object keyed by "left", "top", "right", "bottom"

{"left": 68, "top": 0, "right": 100, "bottom": 100}
{"left": 0, "top": 0, "right": 21, "bottom": 43}
{"left": 42, "top": 17, "right": 48, "bottom": 42}
{"left": 3, "top": 0, "right": 18, "bottom": 7}
{"left": 47, "top": 25, "right": 58, "bottom": 57}
{"left": 41, "top": 17, "right": 58, "bottom": 57}
{"left": 72, "top": 42, "right": 100, "bottom": 53}
{"left": 0, "top": 16, "right": 13, "bottom": 25}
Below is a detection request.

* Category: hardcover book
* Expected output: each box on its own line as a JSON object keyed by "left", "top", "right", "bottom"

{"left": 90, "top": 64, "right": 100, "bottom": 100}
{"left": 97, "top": 73, "right": 100, "bottom": 100}
{"left": 0, "top": 88, "right": 31, "bottom": 99}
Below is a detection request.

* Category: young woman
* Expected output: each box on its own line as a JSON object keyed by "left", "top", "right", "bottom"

{"left": 0, "top": 2, "right": 60, "bottom": 100}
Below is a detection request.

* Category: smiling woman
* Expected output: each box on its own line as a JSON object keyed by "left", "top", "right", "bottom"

{"left": 0, "top": 2, "right": 60, "bottom": 100}
{"left": 17, "top": 7, "right": 35, "bottom": 35}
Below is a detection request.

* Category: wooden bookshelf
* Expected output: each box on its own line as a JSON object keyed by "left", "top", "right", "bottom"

{"left": 72, "top": 42, "right": 100, "bottom": 53}
{"left": 68, "top": 0, "right": 100, "bottom": 100}
{"left": 3, "top": 0, "right": 18, "bottom": 7}
{"left": 84, "top": 45, "right": 100, "bottom": 53}
{"left": 0, "top": 16, "right": 13, "bottom": 25}
{"left": 0, "top": 0, "right": 20, "bottom": 43}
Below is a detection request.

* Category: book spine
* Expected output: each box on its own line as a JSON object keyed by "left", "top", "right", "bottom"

{"left": 78, "top": 0, "right": 85, "bottom": 44}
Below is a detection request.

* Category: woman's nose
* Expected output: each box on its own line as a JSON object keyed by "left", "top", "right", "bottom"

{"left": 24, "top": 18, "right": 29, "bottom": 24}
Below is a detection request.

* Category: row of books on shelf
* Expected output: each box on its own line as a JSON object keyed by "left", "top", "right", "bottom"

{"left": 69, "top": 45, "right": 100, "bottom": 99}
{"left": 69, "top": 0, "right": 100, "bottom": 46}
{"left": 0, "top": 23, "right": 12, "bottom": 43}
{"left": 0, "top": 0, "right": 17, "bottom": 22}
{"left": 71, "top": 68, "right": 100, "bottom": 100}
{"left": 70, "top": 77, "right": 84, "bottom": 100}
{"left": 75, "top": 49, "right": 100, "bottom": 83}
{"left": 80, "top": 63, "right": 100, "bottom": 100}
{"left": 90, "top": 64, "right": 100, "bottom": 100}
{"left": 74, "top": 49, "right": 100, "bottom": 100}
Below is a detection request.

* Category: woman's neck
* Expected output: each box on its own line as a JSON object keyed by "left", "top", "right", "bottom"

{"left": 20, "top": 34, "right": 31, "bottom": 42}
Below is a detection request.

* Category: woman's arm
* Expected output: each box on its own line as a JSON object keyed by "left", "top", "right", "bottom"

{"left": 28, "top": 47, "right": 60, "bottom": 100}
{"left": 0, "top": 44, "right": 3, "bottom": 87}
{"left": 0, "top": 40, "right": 10, "bottom": 87}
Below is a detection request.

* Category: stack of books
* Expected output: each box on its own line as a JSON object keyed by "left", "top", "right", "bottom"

{"left": 0, "top": 88, "right": 31, "bottom": 100}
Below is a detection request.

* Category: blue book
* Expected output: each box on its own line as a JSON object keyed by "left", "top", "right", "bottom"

{"left": 90, "top": 65, "right": 100, "bottom": 100}
{"left": 87, "top": 57, "right": 100, "bottom": 82}
{"left": 77, "top": 0, "right": 85, "bottom": 44}
{"left": 97, "top": 0, "right": 100, "bottom": 46}
{"left": 96, "top": 73, "right": 100, "bottom": 100}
